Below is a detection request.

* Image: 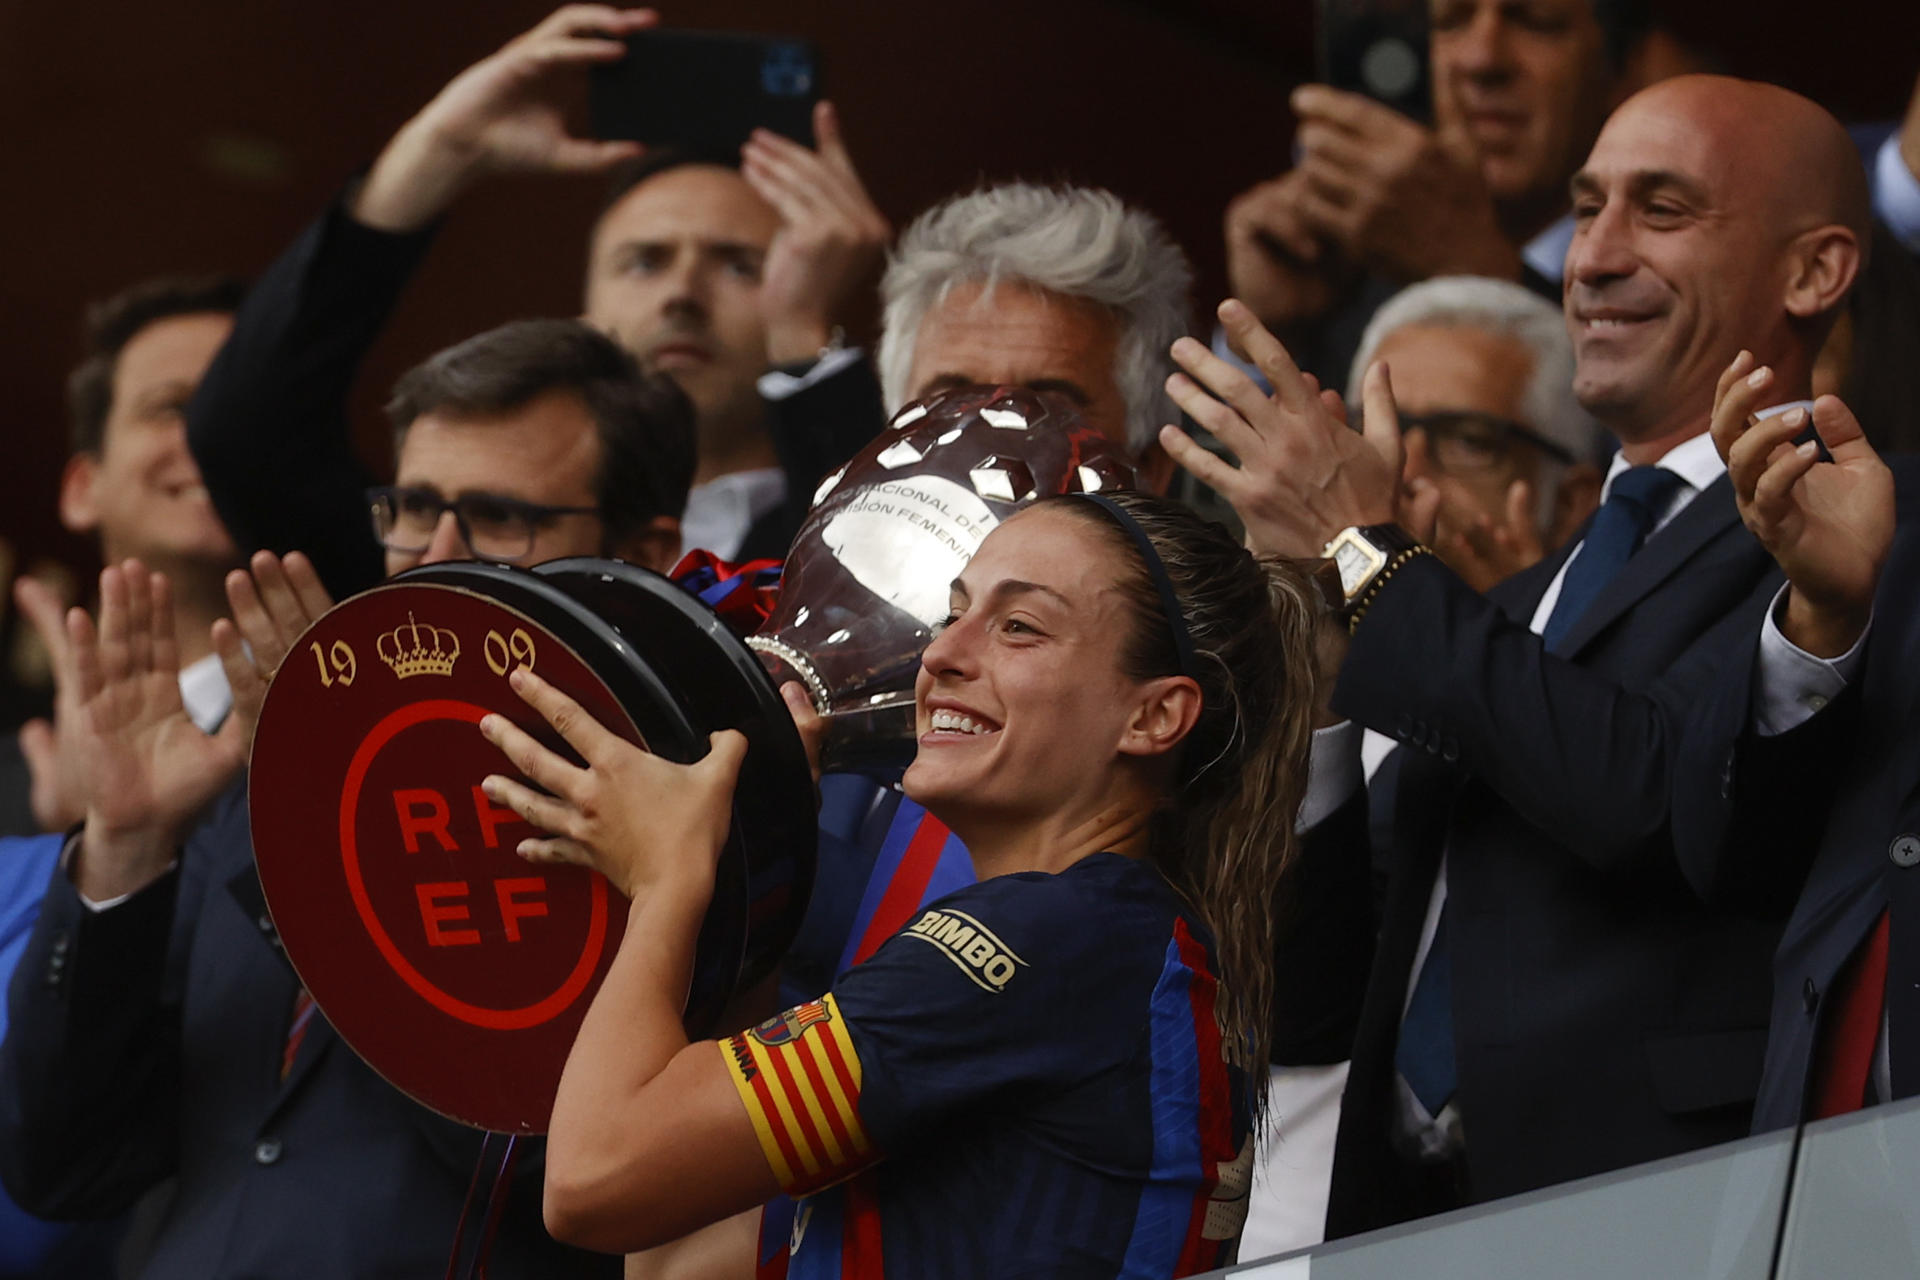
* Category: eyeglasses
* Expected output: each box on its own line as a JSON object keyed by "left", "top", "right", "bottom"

{"left": 367, "top": 486, "right": 601, "bottom": 564}
{"left": 1400, "top": 411, "right": 1576, "bottom": 474}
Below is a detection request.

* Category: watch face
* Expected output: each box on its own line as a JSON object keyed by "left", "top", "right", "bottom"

{"left": 1333, "top": 537, "right": 1381, "bottom": 595}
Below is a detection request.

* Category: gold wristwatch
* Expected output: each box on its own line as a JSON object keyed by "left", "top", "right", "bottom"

{"left": 1322, "top": 524, "right": 1429, "bottom": 631}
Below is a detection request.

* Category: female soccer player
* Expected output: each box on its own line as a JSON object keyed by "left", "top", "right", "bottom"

{"left": 478, "top": 489, "right": 1322, "bottom": 1277}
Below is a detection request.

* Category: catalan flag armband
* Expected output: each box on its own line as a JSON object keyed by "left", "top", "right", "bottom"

{"left": 720, "top": 993, "right": 878, "bottom": 1196}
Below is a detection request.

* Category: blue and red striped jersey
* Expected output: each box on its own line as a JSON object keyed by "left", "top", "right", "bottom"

{"left": 723, "top": 852, "right": 1252, "bottom": 1279}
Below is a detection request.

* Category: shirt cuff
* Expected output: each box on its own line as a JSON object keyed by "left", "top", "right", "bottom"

{"left": 1752, "top": 583, "right": 1869, "bottom": 737}
{"left": 59, "top": 831, "right": 177, "bottom": 913}
{"left": 1298, "top": 720, "right": 1363, "bottom": 833}
{"left": 758, "top": 347, "right": 866, "bottom": 401}
{"left": 1874, "top": 132, "right": 1920, "bottom": 253}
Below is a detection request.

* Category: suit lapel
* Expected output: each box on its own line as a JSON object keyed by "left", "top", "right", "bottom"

{"left": 224, "top": 862, "right": 336, "bottom": 1105}
{"left": 1556, "top": 475, "right": 1740, "bottom": 657}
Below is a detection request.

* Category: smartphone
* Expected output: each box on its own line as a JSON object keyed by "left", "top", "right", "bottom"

{"left": 590, "top": 30, "right": 820, "bottom": 155}
{"left": 1316, "top": 0, "right": 1431, "bottom": 124}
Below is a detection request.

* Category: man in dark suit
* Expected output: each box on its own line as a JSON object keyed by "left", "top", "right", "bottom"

{"left": 1669, "top": 343, "right": 1911, "bottom": 1132}
{"left": 188, "top": 7, "right": 890, "bottom": 597}
{"left": 1162, "top": 75, "right": 1872, "bottom": 1234}
{"left": 0, "top": 319, "right": 692, "bottom": 1277}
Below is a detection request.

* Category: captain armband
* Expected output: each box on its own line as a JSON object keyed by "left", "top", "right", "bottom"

{"left": 720, "top": 993, "right": 879, "bottom": 1196}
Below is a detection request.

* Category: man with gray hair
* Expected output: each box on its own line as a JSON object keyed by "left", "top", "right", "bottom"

{"left": 1350, "top": 276, "right": 1607, "bottom": 591}
{"left": 873, "top": 181, "right": 1193, "bottom": 491}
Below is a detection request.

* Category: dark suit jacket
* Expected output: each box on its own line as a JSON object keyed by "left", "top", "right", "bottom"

{"left": 185, "top": 195, "right": 881, "bottom": 598}
{"left": 1672, "top": 459, "right": 1920, "bottom": 1133}
{"left": 1323, "top": 474, "right": 1791, "bottom": 1238}
{"left": 0, "top": 782, "right": 616, "bottom": 1279}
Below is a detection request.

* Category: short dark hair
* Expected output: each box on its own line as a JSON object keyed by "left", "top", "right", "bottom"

{"left": 596, "top": 147, "right": 741, "bottom": 224}
{"left": 385, "top": 318, "right": 697, "bottom": 544}
{"left": 66, "top": 275, "right": 247, "bottom": 455}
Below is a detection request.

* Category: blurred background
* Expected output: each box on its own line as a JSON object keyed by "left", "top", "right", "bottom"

{"left": 1, "top": 0, "right": 1914, "bottom": 612}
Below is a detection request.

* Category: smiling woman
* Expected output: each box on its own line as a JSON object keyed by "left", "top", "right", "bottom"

{"left": 476, "top": 488, "right": 1324, "bottom": 1277}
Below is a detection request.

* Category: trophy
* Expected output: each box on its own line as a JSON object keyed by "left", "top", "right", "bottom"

{"left": 750, "top": 384, "right": 1139, "bottom": 774}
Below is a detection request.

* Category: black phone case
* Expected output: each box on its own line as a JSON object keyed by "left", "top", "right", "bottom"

{"left": 590, "top": 30, "right": 819, "bottom": 156}
{"left": 1316, "top": 0, "right": 1431, "bottom": 124}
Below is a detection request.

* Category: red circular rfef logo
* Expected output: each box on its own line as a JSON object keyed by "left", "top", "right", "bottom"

{"left": 336, "top": 699, "right": 609, "bottom": 1031}
{"left": 250, "top": 581, "right": 643, "bottom": 1134}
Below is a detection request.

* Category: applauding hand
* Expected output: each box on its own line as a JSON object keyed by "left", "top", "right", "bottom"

{"left": 210, "top": 550, "right": 337, "bottom": 756}
{"left": 1402, "top": 438, "right": 1545, "bottom": 592}
{"left": 1710, "top": 351, "right": 1894, "bottom": 656}
{"left": 1159, "top": 299, "right": 1404, "bottom": 558}
{"left": 70, "top": 563, "right": 258, "bottom": 901}
{"left": 479, "top": 667, "right": 747, "bottom": 903}
{"left": 14, "top": 574, "right": 86, "bottom": 832}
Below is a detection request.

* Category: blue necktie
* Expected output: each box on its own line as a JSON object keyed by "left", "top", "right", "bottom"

{"left": 1396, "top": 912, "right": 1456, "bottom": 1116}
{"left": 1394, "top": 466, "right": 1686, "bottom": 1118}
{"left": 1540, "top": 466, "right": 1687, "bottom": 654}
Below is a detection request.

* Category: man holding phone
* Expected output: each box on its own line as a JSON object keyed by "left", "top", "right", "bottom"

{"left": 1225, "top": 0, "right": 1668, "bottom": 386}
{"left": 188, "top": 5, "right": 890, "bottom": 602}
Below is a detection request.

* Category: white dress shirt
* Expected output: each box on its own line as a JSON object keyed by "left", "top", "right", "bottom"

{"left": 177, "top": 652, "right": 233, "bottom": 735}
{"left": 1874, "top": 132, "right": 1920, "bottom": 253}
{"left": 678, "top": 468, "right": 788, "bottom": 562}
{"left": 679, "top": 349, "right": 877, "bottom": 563}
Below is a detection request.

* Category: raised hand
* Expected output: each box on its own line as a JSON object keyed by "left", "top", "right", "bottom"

{"left": 1160, "top": 299, "right": 1403, "bottom": 557}
{"left": 742, "top": 101, "right": 891, "bottom": 365}
{"left": 1290, "top": 86, "right": 1519, "bottom": 285}
{"left": 1404, "top": 437, "right": 1545, "bottom": 592}
{"left": 1223, "top": 171, "right": 1356, "bottom": 334}
{"left": 70, "top": 563, "right": 253, "bottom": 901}
{"left": 13, "top": 575, "right": 86, "bottom": 831}
{"left": 210, "top": 550, "right": 337, "bottom": 755}
{"left": 1711, "top": 350, "right": 1894, "bottom": 656}
{"left": 353, "top": 5, "right": 657, "bottom": 232}
{"left": 479, "top": 667, "right": 747, "bottom": 902}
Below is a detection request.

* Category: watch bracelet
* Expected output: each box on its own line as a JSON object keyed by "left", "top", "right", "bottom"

{"left": 1346, "top": 544, "right": 1434, "bottom": 635}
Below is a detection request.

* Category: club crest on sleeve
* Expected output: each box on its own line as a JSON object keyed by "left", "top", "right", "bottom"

{"left": 903, "top": 908, "right": 1026, "bottom": 992}
{"left": 750, "top": 998, "right": 834, "bottom": 1047}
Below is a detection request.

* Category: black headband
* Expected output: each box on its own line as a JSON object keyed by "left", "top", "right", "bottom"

{"left": 1074, "top": 493, "right": 1202, "bottom": 685}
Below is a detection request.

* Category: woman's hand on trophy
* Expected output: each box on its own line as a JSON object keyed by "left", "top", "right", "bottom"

{"left": 779, "top": 682, "right": 824, "bottom": 788}
{"left": 479, "top": 666, "right": 749, "bottom": 902}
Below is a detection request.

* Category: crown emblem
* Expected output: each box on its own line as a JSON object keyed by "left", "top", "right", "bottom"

{"left": 377, "top": 612, "right": 461, "bottom": 679}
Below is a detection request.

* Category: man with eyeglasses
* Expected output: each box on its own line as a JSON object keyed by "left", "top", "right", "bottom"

{"left": 366, "top": 316, "right": 691, "bottom": 575}
{"left": 1347, "top": 275, "right": 1607, "bottom": 593}
{"left": 0, "top": 317, "right": 689, "bottom": 1279}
